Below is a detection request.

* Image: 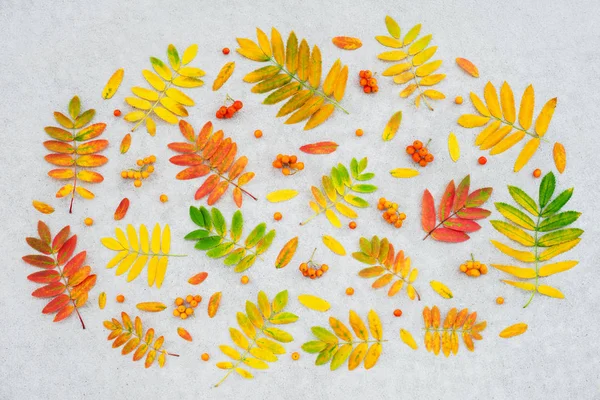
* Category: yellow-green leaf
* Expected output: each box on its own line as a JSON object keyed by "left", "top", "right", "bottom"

{"left": 102, "top": 68, "right": 124, "bottom": 99}
{"left": 266, "top": 189, "right": 298, "bottom": 203}
{"left": 382, "top": 111, "right": 402, "bottom": 141}
{"left": 322, "top": 235, "right": 346, "bottom": 256}
{"left": 298, "top": 294, "right": 330, "bottom": 312}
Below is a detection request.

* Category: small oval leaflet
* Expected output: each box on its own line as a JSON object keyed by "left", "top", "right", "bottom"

{"left": 298, "top": 294, "right": 331, "bottom": 312}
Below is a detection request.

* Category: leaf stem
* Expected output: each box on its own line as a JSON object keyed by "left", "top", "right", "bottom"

{"left": 422, "top": 206, "right": 465, "bottom": 240}
{"left": 489, "top": 116, "right": 550, "bottom": 143}
{"left": 69, "top": 126, "right": 80, "bottom": 214}
{"left": 49, "top": 250, "right": 85, "bottom": 329}
{"left": 523, "top": 213, "right": 542, "bottom": 308}
{"left": 209, "top": 166, "right": 258, "bottom": 201}
{"left": 130, "top": 76, "right": 177, "bottom": 133}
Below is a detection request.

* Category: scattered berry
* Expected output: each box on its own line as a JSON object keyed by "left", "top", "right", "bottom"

{"left": 355, "top": 129, "right": 364, "bottom": 137}
{"left": 496, "top": 297, "right": 505, "bottom": 305}
{"left": 299, "top": 249, "right": 328, "bottom": 279}
{"left": 406, "top": 139, "right": 434, "bottom": 167}
{"left": 274, "top": 212, "right": 283, "bottom": 221}
{"left": 84, "top": 217, "right": 93, "bottom": 226}
{"left": 459, "top": 254, "right": 488, "bottom": 278}
{"left": 254, "top": 129, "right": 263, "bottom": 138}
{"left": 201, "top": 353, "right": 210, "bottom": 361}
{"left": 113, "top": 109, "right": 122, "bottom": 117}
{"left": 222, "top": 48, "right": 230, "bottom": 55}
{"left": 533, "top": 168, "right": 542, "bottom": 178}
{"left": 478, "top": 156, "right": 488, "bottom": 165}
{"left": 345, "top": 287, "right": 354, "bottom": 296}
{"left": 272, "top": 154, "right": 304, "bottom": 175}
{"left": 160, "top": 194, "right": 168, "bottom": 203}
{"left": 121, "top": 155, "right": 156, "bottom": 188}
{"left": 116, "top": 294, "right": 125, "bottom": 303}
{"left": 358, "top": 70, "right": 378, "bottom": 93}
{"left": 454, "top": 96, "right": 463, "bottom": 104}
{"left": 349, "top": 221, "right": 357, "bottom": 229}
{"left": 241, "top": 275, "right": 249, "bottom": 285}
{"left": 377, "top": 197, "right": 406, "bottom": 228}
{"left": 393, "top": 309, "right": 402, "bottom": 317}
{"left": 291, "top": 352, "right": 300, "bottom": 360}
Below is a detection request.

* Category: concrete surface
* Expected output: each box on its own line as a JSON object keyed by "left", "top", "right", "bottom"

{"left": 0, "top": 0, "right": 598, "bottom": 399}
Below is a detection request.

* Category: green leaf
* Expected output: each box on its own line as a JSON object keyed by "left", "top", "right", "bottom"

{"left": 539, "top": 172, "right": 556, "bottom": 208}
{"left": 234, "top": 254, "right": 257, "bottom": 272}
{"left": 490, "top": 220, "right": 535, "bottom": 246}
{"left": 495, "top": 202, "right": 536, "bottom": 230}
{"left": 350, "top": 158, "right": 359, "bottom": 178}
{"left": 245, "top": 223, "right": 266, "bottom": 248}
{"left": 337, "top": 164, "right": 352, "bottom": 187}
{"left": 263, "top": 327, "right": 293, "bottom": 343}
{"left": 206, "top": 242, "right": 235, "bottom": 258}
{"left": 315, "top": 344, "right": 336, "bottom": 365}
{"left": 343, "top": 194, "right": 368, "bottom": 208}
{"left": 302, "top": 341, "right": 328, "bottom": 353}
{"left": 195, "top": 236, "right": 222, "bottom": 250}
{"left": 538, "top": 211, "right": 581, "bottom": 232}
{"left": 359, "top": 237, "right": 372, "bottom": 254}
{"left": 541, "top": 188, "right": 573, "bottom": 217}
{"left": 508, "top": 186, "right": 539, "bottom": 216}
{"left": 231, "top": 210, "right": 243, "bottom": 241}
{"left": 224, "top": 248, "right": 245, "bottom": 266}
{"left": 330, "top": 344, "right": 352, "bottom": 371}
{"left": 211, "top": 208, "right": 227, "bottom": 236}
{"left": 351, "top": 184, "right": 377, "bottom": 193}
{"left": 537, "top": 228, "right": 584, "bottom": 247}
{"left": 189, "top": 206, "right": 206, "bottom": 227}
{"left": 272, "top": 290, "right": 288, "bottom": 313}
{"left": 255, "top": 229, "right": 276, "bottom": 254}
{"left": 200, "top": 207, "right": 212, "bottom": 231}
{"left": 352, "top": 252, "right": 377, "bottom": 265}
{"left": 356, "top": 172, "right": 375, "bottom": 181}
{"left": 311, "top": 327, "right": 339, "bottom": 344}
{"left": 358, "top": 157, "right": 368, "bottom": 173}
{"left": 69, "top": 96, "right": 80, "bottom": 119}
{"left": 184, "top": 229, "right": 209, "bottom": 240}
{"left": 330, "top": 167, "right": 344, "bottom": 194}
{"left": 269, "top": 312, "right": 299, "bottom": 324}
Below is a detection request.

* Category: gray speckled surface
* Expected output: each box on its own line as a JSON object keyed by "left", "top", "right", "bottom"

{"left": 1, "top": 0, "right": 599, "bottom": 399}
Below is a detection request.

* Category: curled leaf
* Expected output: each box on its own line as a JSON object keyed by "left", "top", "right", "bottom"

{"left": 297, "top": 294, "right": 330, "bottom": 312}
{"left": 188, "top": 272, "right": 208, "bottom": 285}
{"left": 456, "top": 58, "right": 479, "bottom": 78}
{"left": 266, "top": 189, "right": 298, "bottom": 203}
{"left": 300, "top": 141, "right": 339, "bottom": 154}
{"left": 332, "top": 36, "right": 362, "bottom": 50}
{"left": 32, "top": 201, "right": 55, "bottom": 214}
{"left": 114, "top": 198, "right": 130, "bottom": 221}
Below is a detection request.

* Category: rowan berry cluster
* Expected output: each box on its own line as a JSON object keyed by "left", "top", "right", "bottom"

{"left": 215, "top": 96, "right": 243, "bottom": 119}
{"left": 272, "top": 154, "right": 304, "bottom": 175}
{"left": 120, "top": 155, "right": 156, "bottom": 188}
{"left": 359, "top": 70, "right": 379, "bottom": 93}
{"left": 173, "top": 294, "right": 202, "bottom": 320}
{"left": 406, "top": 140, "right": 434, "bottom": 167}
{"left": 377, "top": 197, "right": 406, "bottom": 228}
{"left": 459, "top": 255, "right": 488, "bottom": 277}
{"left": 299, "top": 249, "right": 328, "bottom": 279}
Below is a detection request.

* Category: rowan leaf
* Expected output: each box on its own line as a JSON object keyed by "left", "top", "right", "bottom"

{"left": 430, "top": 281, "right": 453, "bottom": 299}
{"left": 390, "top": 168, "right": 419, "bottom": 178}
{"left": 32, "top": 200, "right": 55, "bottom": 214}
{"left": 322, "top": 235, "right": 346, "bottom": 256}
{"left": 266, "top": 189, "right": 298, "bottom": 203}
{"left": 382, "top": 111, "right": 402, "bottom": 141}
{"left": 299, "top": 141, "right": 339, "bottom": 154}
{"left": 455, "top": 57, "right": 479, "bottom": 77}
{"left": 447, "top": 132, "right": 460, "bottom": 162}
{"left": 212, "top": 61, "right": 236, "bottom": 91}
{"left": 136, "top": 302, "right": 167, "bottom": 312}
{"left": 208, "top": 292, "right": 222, "bottom": 318}
{"left": 298, "top": 294, "right": 331, "bottom": 312}
{"left": 499, "top": 323, "right": 528, "bottom": 338}
{"left": 332, "top": 36, "right": 362, "bottom": 50}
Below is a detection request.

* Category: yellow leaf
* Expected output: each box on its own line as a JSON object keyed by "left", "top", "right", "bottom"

{"left": 491, "top": 264, "right": 536, "bottom": 279}
{"left": 518, "top": 85, "right": 535, "bottom": 130}
{"left": 102, "top": 68, "right": 124, "bottom": 99}
{"left": 322, "top": 235, "right": 346, "bottom": 256}
{"left": 32, "top": 200, "right": 54, "bottom": 214}
{"left": 385, "top": 16, "right": 401, "bottom": 39}
{"left": 403, "top": 24, "right": 422, "bottom": 45}
{"left": 266, "top": 189, "right": 298, "bottom": 203}
{"left": 308, "top": 45, "right": 322, "bottom": 89}
{"left": 430, "top": 281, "right": 453, "bottom": 299}
{"left": 455, "top": 57, "right": 479, "bottom": 78}
{"left": 325, "top": 209, "right": 341, "bottom": 228}
{"left": 126, "top": 97, "right": 152, "bottom": 110}
{"left": 154, "top": 256, "right": 168, "bottom": 288}
{"left": 399, "top": 329, "right": 418, "bottom": 350}
{"left": 483, "top": 82, "right": 501, "bottom": 119}
{"left": 349, "top": 310, "right": 368, "bottom": 340}
{"left": 500, "top": 82, "right": 516, "bottom": 124}
{"left": 322, "top": 59, "right": 341, "bottom": 96}
{"left": 390, "top": 168, "right": 419, "bottom": 178}
{"left": 514, "top": 138, "right": 540, "bottom": 172}
{"left": 475, "top": 120, "right": 502, "bottom": 146}
{"left": 136, "top": 302, "right": 167, "bottom": 312}
{"left": 182, "top": 44, "right": 198, "bottom": 65}
{"left": 537, "top": 285, "right": 564, "bottom": 299}
{"left": 538, "top": 260, "right": 577, "bottom": 277}
{"left": 271, "top": 28, "right": 285, "bottom": 65}
{"left": 256, "top": 28, "right": 272, "bottom": 57}
{"left": 393, "top": 71, "right": 415, "bottom": 84}
{"left": 416, "top": 60, "right": 442, "bottom": 77}
{"left": 146, "top": 118, "right": 156, "bottom": 136}
{"left": 470, "top": 92, "right": 490, "bottom": 117}
{"left": 367, "top": 310, "right": 383, "bottom": 340}
{"left": 274, "top": 237, "right": 298, "bottom": 269}
{"left": 382, "top": 111, "right": 402, "bottom": 141}
{"left": 334, "top": 203, "right": 357, "bottom": 218}
{"left": 553, "top": 142, "right": 566, "bottom": 174}
{"left": 378, "top": 50, "right": 408, "bottom": 61}
{"left": 458, "top": 114, "right": 490, "bottom": 128}
{"left": 489, "top": 131, "right": 525, "bottom": 155}
{"left": 236, "top": 38, "right": 269, "bottom": 61}
{"left": 212, "top": 61, "right": 235, "bottom": 91}
{"left": 412, "top": 46, "right": 437, "bottom": 66}
{"left": 284, "top": 95, "right": 324, "bottom": 124}
{"left": 479, "top": 125, "right": 511, "bottom": 150}
{"left": 382, "top": 62, "right": 411, "bottom": 76}
{"left": 348, "top": 342, "right": 368, "bottom": 371}
{"left": 333, "top": 65, "right": 348, "bottom": 102}
{"left": 534, "top": 98, "right": 557, "bottom": 137}
{"left": 538, "top": 239, "right": 580, "bottom": 261}
{"left": 161, "top": 224, "right": 171, "bottom": 254}
{"left": 304, "top": 103, "right": 335, "bottom": 130}
{"left": 375, "top": 35, "right": 403, "bottom": 48}
{"left": 364, "top": 343, "right": 382, "bottom": 369}
{"left": 75, "top": 186, "right": 94, "bottom": 199}
{"left": 499, "top": 323, "right": 528, "bottom": 338}
{"left": 490, "top": 240, "right": 536, "bottom": 262}
{"left": 297, "top": 294, "right": 330, "bottom": 312}
{"left": 153, "top": 107, "right": 178, "bottom": 124}
{"left": 502, "top": 280, "right": 536, "bottom": 291}
{"left": 124, "top": 111, "right": 146, "bottom": 122}
{"left": 399, "top": 84, "right": 418, "bottom": 98}
{"left": 447, "top": 132, "right": 460, "bottom": 162}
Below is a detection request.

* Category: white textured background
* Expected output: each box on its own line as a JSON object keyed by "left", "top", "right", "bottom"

{"left": 1, "top": 0, "right": 599, "bottom": 399}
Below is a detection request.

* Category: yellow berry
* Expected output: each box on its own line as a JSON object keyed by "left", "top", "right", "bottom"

{"left": 455, "top": 96, "right": 463, "bottom": 104}
{"left": 185, "top": 308, "right": 193, "bottom": 316}
{"left": 84, "top": 217, "right": 93, "bottom": 226}
{"left": 160, "top": 194, "right": 168, "bottom": 203}
{"left": 147, "top": 165, "right": 155, "bottom": 173}
{"left": 173, "top": 310, "right": 180, "bottom": 317}
{"left": 496, "top": 297, "right": 504, "bottom": 305}
{"left": 134, "top": 180, "right": 142, "bottom": 188}
{"left": 241, "top": 275, "right": 249, "bottom": 285}
{"left": 149, "top": 155, "right": 156, "bottom": 163}
{"left": 136, "top": 159, "right": 144, "bottom": 166}
{"left": 177, "top": 305, "right": 186, "bottom": 313}
{"left": 180, "top": 313, "right": 188, "bottom": 320}
{"left": 291, "top": 352, "right": 300, "bottom": 360}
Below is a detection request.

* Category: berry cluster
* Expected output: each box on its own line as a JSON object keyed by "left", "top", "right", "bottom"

{"left": 406, "top": 139, "right": 434, "bottom": 167}
{"left": 299, "top": 250, "right": 328, "bottom": 279}
{"left": 173, "top": 294, "right": 202, "bottom": 320}
{"left": 358, "top": 70, "right": 379, "bottom": 93}
{"left": 216, "top": 96, "right": 243, "bottom": 119}
{"left": 377, "top": 197, "right": 406, "bottom": 228}
{"left": 120, "top": 155, "right": 156, "bottom": 188}
{"left": 272, "top": 154, "right": 304, "bottom": 175}
{"left": 459, "top": 255, "right": 488, "bottom": 277}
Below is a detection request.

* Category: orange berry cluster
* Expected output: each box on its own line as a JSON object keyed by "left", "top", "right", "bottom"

{"left": 299, "top": 251, "right": 329, "bottom": 279}
{"left": 173, "top": 294, "right": 202, "bottom": 320}
{"left": 121, "top": 155, "right": 156, "bottom": 188}
{"left": 459, "top": 255, "right": 488, "bottom": 277}
{"left": 216, "top": 99, "right": 243, "bottom": 119}
{"left": 406, "top": 140, "right": 434, "bottom": 167}
{"left": 272, "top": 154, "right": 304, "bottom": 175}
{"left": 377, "top": 197, "right": 406, "bottom": 228}
{"left": 359, "top": 70, "right": 378, "bottom": 93}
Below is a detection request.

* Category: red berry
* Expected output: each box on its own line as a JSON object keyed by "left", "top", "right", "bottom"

{"left": 233, "top": 100, "right": 243, "bottom": 110}
{"left": 222, "top": 48, "right": 230, "bottom": 55}
{"left": 478, "top": 156, "right": 487, "bottom": 165}
{"left": 113, "top": 109, "right": 122, "bottom": 117}
{"left": 216, "top": 112, "right": 223, "bottom": 119}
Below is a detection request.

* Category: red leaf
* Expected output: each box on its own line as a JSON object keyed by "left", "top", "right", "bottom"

{"left": 57, "top": 235, "right": 77, "bottom": 265}
{"left": 439, "top": 180, "right": 456, "bottom": 221}
{"left": 32, "top": 282, "right": 66, "bottom": 298}
{"left": 22, "top": 255, "right": 56, "bottom": 268}
{"left": 114, "top": 198, "right": 130, "bottom": 221}
{"left": 167, "top": 142, "right": 196, "bottom": 153}
{"left": 195, "top": 174, "right": 220, "bottom": 200}
{"left": 188, "top": 272, "right": 208, "bottom": 285}
{"left": 179, "top": 120, "right": 195, "bottom": 142}
{"left": 465, "top": 188, "right": 493, "bottom": 207}
{"left": 453, "top": 175, "right": 470, "bottom": 211}
{"left": 456, "top": 208, "right": 491, "bottom": 220}
{"left": 299, "top": 141, "right": 339, "bottom": 154}
{"left": 42, "top": 294, "right": 71, "bottom": 314}
{"left": 62, "top": 251, "right": 86, "bottom": 277}
{"left": 52, "top": 226, "right": 71, "bottom": 251}
{"left": 54, "top": 303, "right": 74, "bottom": 322}
{"left": 176, "top": 165, "right": 211, "bottom": 180}
{"left": 38, "top": 221, "right": 51, "bottom": 244}
{"left": 26, "top": 237, "right": 52, "bottom": 254}
{"left": 28, "top": 270, "right": 61, "bottom": 283}
{"left": 421, "top": 189, "right": 436, "bottom": 232}
{"left": 430, "top": 228, "right": 470, "bottom": 243}
{"left": 443, "top": 218, "right": 481, "bottom": 232}
{"left": 170, "top": 154, "right": 204, "bottom": 166}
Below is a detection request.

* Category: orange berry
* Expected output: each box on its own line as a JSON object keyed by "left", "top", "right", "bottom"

{"left": 359, "top": 71, "right": 366, "bottom": 78}
{"left": 177, "top": 305, "right": 186, "bottom": 313}
{"left": 413, "top": 140, "right": 423, "bottom": 150}
{"left": 141, "top": 171, "right": 150, "bottom": 179}
{"left": 291, "top": 351, "right": 300, "bottom": 360}
{"left": 218, "top": 106, "right": 227, "bottom": 115}
{"left": 121, "top": 171, "right": 128, "bottom": 178}
{"left": 180, "top": 313, "right": 188, "bottom": 320}
{"left": 355, "top": 129, "right": 364, "bottom": 137}
{"left": 175, "top": 297, "right": 184, "bottom": 306}
{"left": 233, "top": 100, "right": 243, "bottom": 110}
{"left": 134, "top": 179, "right": 142, "bottom": 188}
{"left": 84, "top": 217, "right": 93, "bottom": 226}
{"left": 272, "top": 160, "right": 283, "bottom": 168}
{"left": 533, "top": 168, "right": 542, "bottom": 178}
{"left": 394, "top": 220, "right": 403, "bottom": 228}
{"left": 190, "top": 300, "right": 198, "bottom": 308}
{"left": 302, "top": 270, "right": 309, "bottom": 277}
{"left": 194, "top": 295, "right": 202, "bottom": 303}
{"left": 290, "top": 155, "right": 298, "bottom": 164}
{"left": 419, "top": 160, "right": 428, "bottom": 167}
{"left": 379, "top": 197, "right": 386, "bottom": 204}
{"left": 459, "top": 264, "right": 467, "bottom": 273}
{"left": 222, "top": 48, "right": 230, "bottom": 55}
{"left": 296, "top": 162, "right": 305, "bottom": 171}
{"left": 113, "top": 109, "right": 122, "bottom": 117}
{"left": 320, "top": 264, "right": 329, "bottom": 272}
{"left": 186, "top": 295, "right": 193, "bottom": 303}
{"left": 160, "top": 194, "right": 168, "bottom": 203}
{"left": 299, "top": 263, "right": 308, "bottom": 272}
{"left": 345, "top": 287, "right": 354, "bottom": 296}
{"left": 363, "top": 86, "right": 372, "bottom": 93}
{"left": 425, "top": 154, "right": 434, "bottom": 162}
{"left": 496, "top": 297, "right": 505, "bottom": 305}
{"left": 253, "top": 129, "right": 263, "bottom": 138}
{"left": 360, "top": 78, "right": 368, "bottom": 86}
{"left": 316, "top": 269, "right": 323, "bottom": 277}
{"left": 372, "top": 85, "right": 379, "bottom": 93}
{"left": 418, "top": 148, "right": 428, "bottom": 157}
{"left": 364, "top": 71, "right": 372, "bottom": 79}
{"left": 147, "top": 165, "right": 155, "bottom": 173}
{"left": 282, "top": 168, "right": 291, "bottom": 176}
{"left": 149, "top": 155, "right": 156, "bottom": 163}
{"left": 480, "top": 264, "right": 488, "bottom": 274}
{"left": 412, "top": 153, "right": 421, "bottom": 163}
{"left": 349, "top": 221, "right": 357, "bottom": 229}
{"left": 368, "top": 78, "right": 377, "bottom": 86}
{"left": 116, "top": 294, "right": 125, "bottom": 303}
{"left": 185, "top": 308, "right": 193, "bottom": 316}
{"left": 137, "top": 159, "right": 144, "bottom": 166}
{"left": 478, "top": 156, "right": 487, "bottom": 165}
{"left": 281, "top": 155, "right": 290, "bottom": 164}
{"left": 201, "top": 353, "right": 210, "bottom": 361}
{"left": 126, "top": 170, "right": 134, "bottom": 179}
{"left": 377, "top": 203, "right": 385, "bottom": 210}
{"left": 406, "top": 146, "right": 416, "bottom": 155}
{"left": 241, "top": 275, "right": 249, "bottom": 285}
{"left": 393, "top": 309, "right": 402, "bottom": 317}
{"left": 398, "top": 213, "right": 406, "bottom": 220}
{"left": 466, "top": 269, "right": 481, "bottom": 277}
{"left": 455, "top": 96, "right": 463, "bottom": 104}
{"left": 384, "top": 201, "right": 392, "bottom": 208}
{"left": 274, "top": 212, "right": 282, "bottom": 221}
{"left": 173, "top": 309, "right": 180, "bottom": 317}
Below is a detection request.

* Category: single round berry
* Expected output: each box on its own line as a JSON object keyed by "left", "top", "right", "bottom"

{"left": 160, "top": 194, "right": 168, "bottom": 203}
{"left": 349, "top": 221, "right": 357, "bottom": 229}
{"left": 478, "top": 156, "right": 487, "bottom": 165}
{"left": 393, "top": 309, "right": 402, "bottom": 317}
{"left": 455, "top": 96, "right": 463, "bottom": 104}
{"left": 254, "top": 130, "right": 263, "bottom": 138}
{"left": 201, "top": 353, "right": 210, "bottom": 361}
{"left": 274, "top": 212, "right": 282, "bottom": 221}
{"left": 222, "top": 48, "right": 230, "bottom": 55}
{"left": 241, "top": 275, "right": 249, "bottom": 285}
{"left": 116, "top": 294, "right": 125, "bottom": 303}
{"left": 134, "top": 179, "right": 142, "bottom": 188}
{"left": 533, "top": 168, "right": 542, "bottom": 178}
{"left": 113, "top": 109, "right": 122, "bottom": 117}
{"left": 233, "top": 100, "right": 243, "bottom": 110}
{"left": 84, "top": 217, "right": 93, "bottom": 226}
{"left": 291, "top": 352, "right": 300, "bottom": 360}
{"left": 345, "top": 287, "right": 354, "bottom": 296}
{"left": 496, "top": 297, "right": 505, "bottom": 305}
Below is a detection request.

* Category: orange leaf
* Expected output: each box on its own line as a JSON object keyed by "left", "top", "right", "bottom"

{"left": 176, "top": 165, "right": 211, "bottom": 180}
{"left": 42, "top": 294, "right": 71, "bottom": 314}
{"left": 195, "top": 174, "right": 220, "bottom": 200}
{"left": 32, "top": 200, "right": 55, "bottom": 214}
{"left": 57, "top": 235, "right": 77, "bottom": 265}
{"left": 208, "top": 291, "right": 222, "bottom": 318}
{"left": 168, "top": 142, "right": 196, "bottom": 153}
{"left": 28, "top": 270, "right": 60, "bottom": 283}
{"left": 77, "top": 170, "right": 104, "bottom": 183}
{"left": 120, "top": 133, "right": 132, "bottom": 154}
{"left": 332, "top": 36, "right": 363, "bottom": 50}
{"left": 170, "top": 154, "right": 204, "bottom": 166}
{"left": 233, "top": 187, "right": 243, "bottom": 208}
{"left": 299, "top": 141, "right": 339, "bottom": 154}
{"left": 77, "top": 139, "right": 109, "bottom": 155}
{"left": 44, "top": 140, "right": 74, "bottom": 154}
{"left": 48, "top": 168, "right": 75, "bottom": 179}
{"left": 62, "top": 251, "right": 87, "bottom": 277}
{"left": 207, "top": 181, "right": 229, "bottom": 205}
{"left": 188, "top": 272, "right": 208, "bottom": 285}
{"left": 75, "top": 123, "right": 106, "bottom": 141}
{"left": 275, "top": 237, "right": 298, "bottom": 268}
{"left": 177, "top": 327, "right": 193, "bottom": 342}
{"left": 32, "top": 282, "right": 66, "bottom": 298}
{"left": 456, "top": 58, "right": 479, "bottom": 77}
{"left": 76, "top": 155, "right": 108, "bottom": 167}
{"left": 431, "top": 228, "right": 469, "bottom": 243}
{"left": 114, "top": 198, "right": 130, "bottom": 221}
{"left": 179, "top": 120, "right": 196, "bottom": 142}
{"left": 45, "top": 154, "right": 74, "bottom": 166}
{"left": 228, "top": 156, "right": 248, "bottom": 180}
{"left": 54, "top": 303, "right": 74, "bottom": 322}
{"left": 70, "top": 275, "right": 97, "bottom": 299}
{"left": 553, "top": 142, "right": 566, "bottom": 174}
{"left": 421, "top": 189, "right": 436, "bottom": 232}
